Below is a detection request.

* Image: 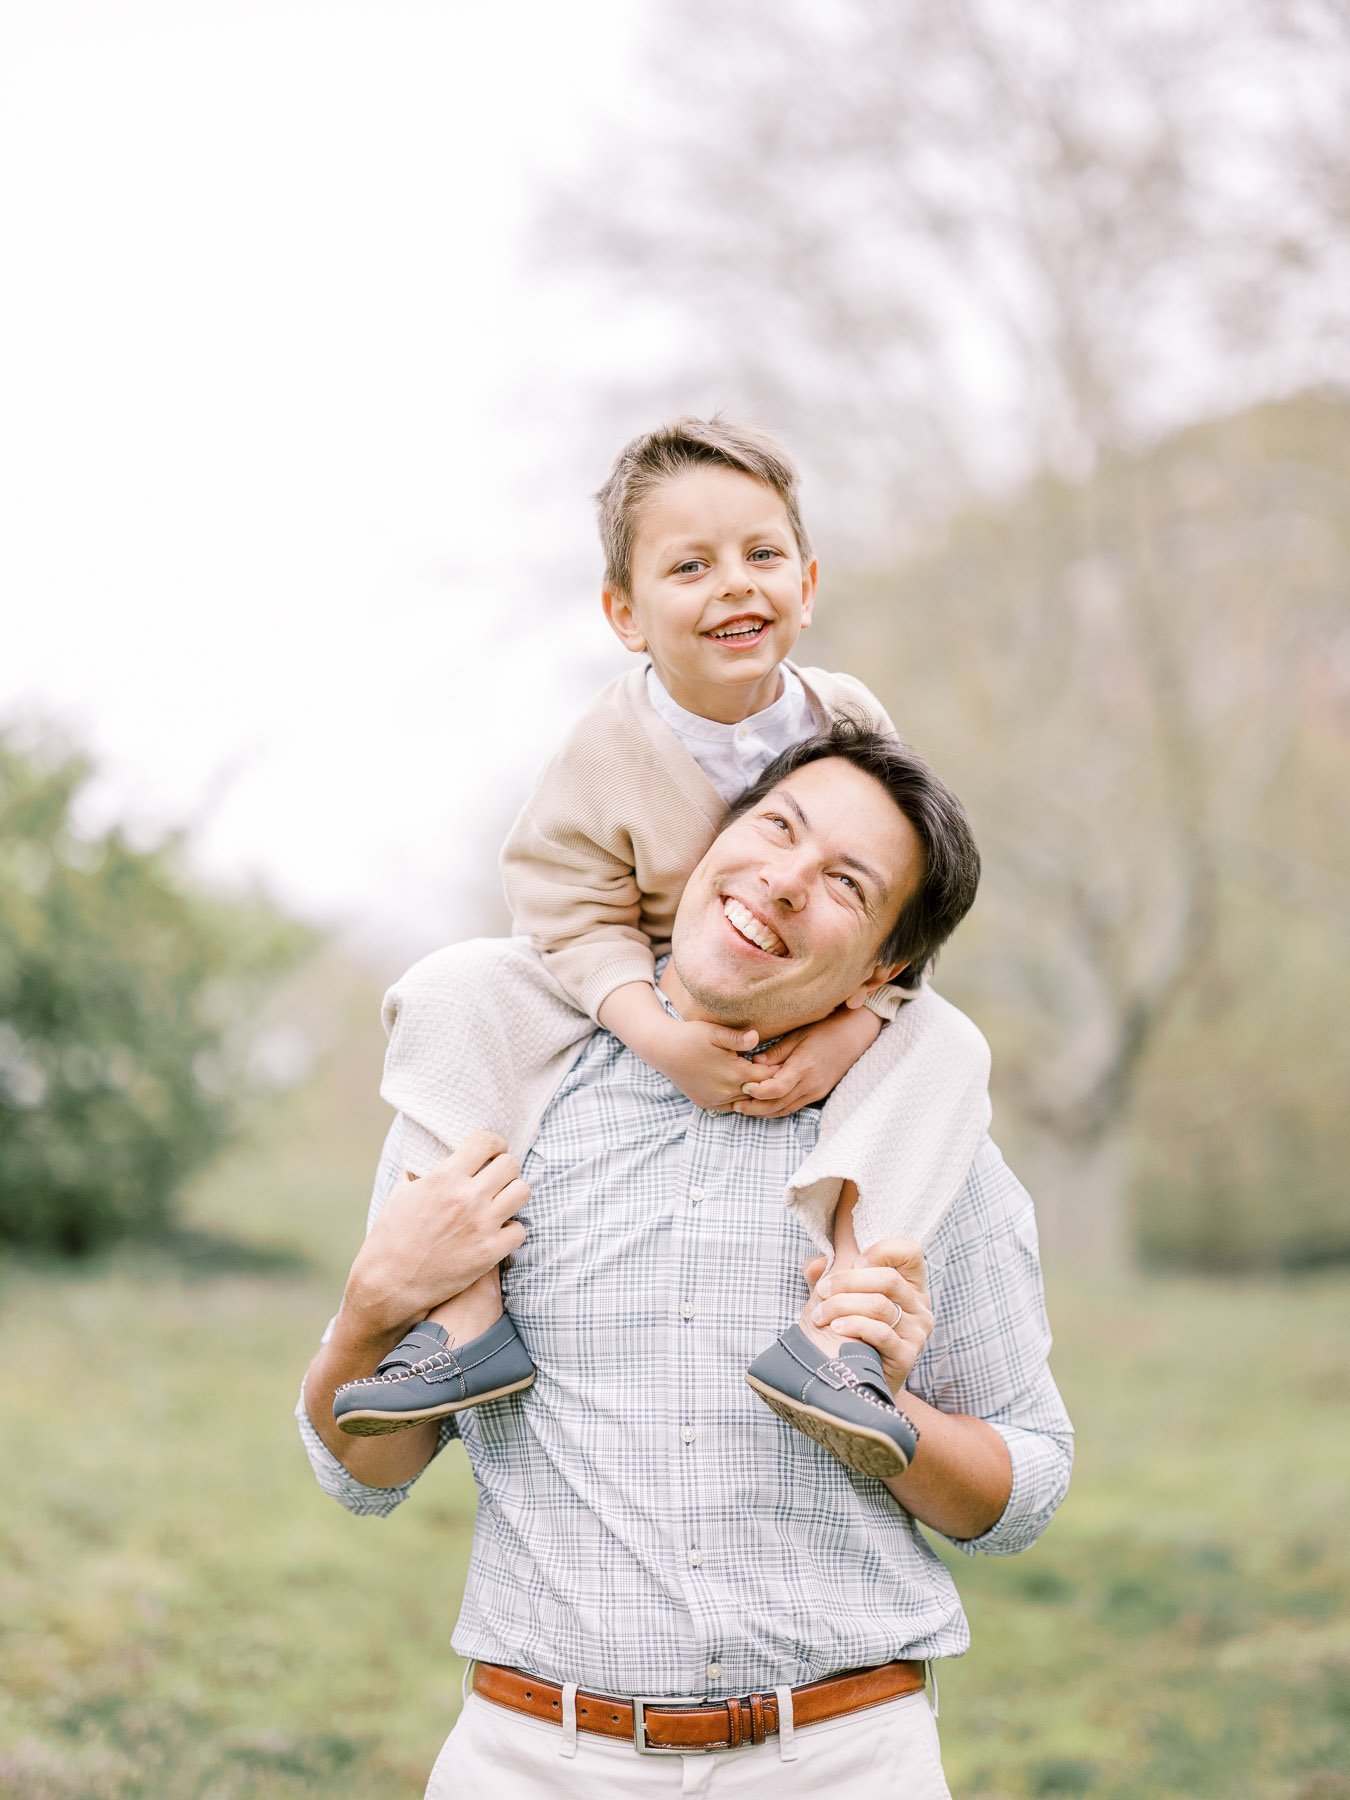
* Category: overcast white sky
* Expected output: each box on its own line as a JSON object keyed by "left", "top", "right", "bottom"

{"left": 1, "top": 1, "right": 656, "bottom": 966}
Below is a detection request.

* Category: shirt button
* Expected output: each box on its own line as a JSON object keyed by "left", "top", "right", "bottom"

{"left": 706, "top": 1662, "right": 722, "bottom": 1681}
{"left": 680, "top": 1301, "right": 695, "bottom": 1320}
{"left": 689, "top": 1185, "right": 704, "bottom": 1203}
{"left": 687, "top": 1549, "right": 704, "bottom": 1567}
{"left": 681, "top": 1426, "right": 696, "bottom": 1444}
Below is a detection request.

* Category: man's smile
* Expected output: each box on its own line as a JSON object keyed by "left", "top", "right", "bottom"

{"left": 720, "top": 894, "right": 789, "bottom": 957}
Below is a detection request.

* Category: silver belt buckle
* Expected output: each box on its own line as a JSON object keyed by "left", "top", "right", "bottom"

{"left": 632, "top": 1695, "right": 715, "bottom": 1755}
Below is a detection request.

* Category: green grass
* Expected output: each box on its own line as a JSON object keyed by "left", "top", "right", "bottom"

{"left": 2, "top": 1017, "right": 1347, "bottom": 1796}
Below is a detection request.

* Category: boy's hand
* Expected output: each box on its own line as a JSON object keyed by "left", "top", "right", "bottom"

{"left": 646, "top": 1015, "right": 763, "bottom": 1112}
{"left": 600, "top": 981, "right": 759, "bottom": 1112}
{"left": 734, "top": 1003, "right": 884, "bottom": 1118}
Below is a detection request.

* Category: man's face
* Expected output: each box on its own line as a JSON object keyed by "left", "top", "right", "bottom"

{"left": 663, "top": 757, "right": 922, "bottom": 1038}
{"left": 602, "top": 464, "right": 817, "bottom": 725}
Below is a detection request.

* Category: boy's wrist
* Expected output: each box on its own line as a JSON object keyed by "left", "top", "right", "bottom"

{"left": 598, "top": 980, "right": 674, "bottom": 1059}
{"left": 624, "top": 1010, "right": 687, "bottom": 1079}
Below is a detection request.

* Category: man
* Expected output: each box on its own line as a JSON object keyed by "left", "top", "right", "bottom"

{"left": 299, "top": 726, "right": 1074, "bottom": 1797}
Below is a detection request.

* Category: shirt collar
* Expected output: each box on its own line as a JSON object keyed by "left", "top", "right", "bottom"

{"left": 645, "top": 663, "right": 805, "bottom": 742}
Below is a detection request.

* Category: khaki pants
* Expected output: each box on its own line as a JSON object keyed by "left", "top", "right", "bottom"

{"left": 425, "top": 1686, "right": 951, "bottom": 1798}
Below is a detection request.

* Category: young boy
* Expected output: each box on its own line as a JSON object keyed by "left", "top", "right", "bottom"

{"left": 332, "top": 417, "right": 990, "bottom": 1478}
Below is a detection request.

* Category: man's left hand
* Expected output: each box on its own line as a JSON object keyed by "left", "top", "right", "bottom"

{"left": 803, "top": 1239, "right": 934, "bottom": 1397}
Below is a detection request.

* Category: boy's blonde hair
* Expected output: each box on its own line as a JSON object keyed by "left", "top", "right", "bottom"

{"left": 595, "top": 415, "right": 813, "bottom": 596}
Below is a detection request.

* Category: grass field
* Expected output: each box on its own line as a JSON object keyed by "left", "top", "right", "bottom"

{"left": 2, "top": 1015, "right": 1347, "bottom": 1798}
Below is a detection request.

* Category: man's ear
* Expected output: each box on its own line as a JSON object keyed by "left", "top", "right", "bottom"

{"left": 602, "top": 587, "right": 646, "bottom": 653}
{"left": 842, "top": 961, "right": 908, "bottom": 1010}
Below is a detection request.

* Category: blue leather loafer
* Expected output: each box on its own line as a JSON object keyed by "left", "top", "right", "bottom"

{"left": 745, "top": 1324, "right": 920, "bottom": 1478}
{"left": 334, "top": 1313, "right": 536, "bottom": 1436}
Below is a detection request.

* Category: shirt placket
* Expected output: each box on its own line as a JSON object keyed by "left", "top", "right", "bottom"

{"left": 668, "top": 1104, "right": 735, "bottom": 1696}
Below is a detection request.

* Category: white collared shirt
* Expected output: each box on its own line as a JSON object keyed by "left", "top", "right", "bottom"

{"left": 645, "top": 664, "right": 821, "bottom": 802}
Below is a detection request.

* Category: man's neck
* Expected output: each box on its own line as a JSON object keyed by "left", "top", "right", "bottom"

{"left": 655, "top": 959, "right": 817, "bottom": 1040}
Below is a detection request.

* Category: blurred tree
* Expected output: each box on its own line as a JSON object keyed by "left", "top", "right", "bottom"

{"left": 827, "top": 395, "right": 1350, "bottom": 1270}
{"left": 0, "top": 730, "right": 316, "bottom": 1255}
{"left": 549, "top": 0, "right": 1350, "bottom": 1269}
{"left": 555, "top": 0, "right": 1350, "bottom": 544}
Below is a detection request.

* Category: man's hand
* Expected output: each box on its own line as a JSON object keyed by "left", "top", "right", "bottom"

{"left": 801, "top": 1230, "right": 1012, "bottom": 1539}
{"left": 343, "top": 1130, "right": 530, "bottom": 1341}
{"left": 734, "top": 1003, "right": 883, "bottom": 1119}
{"left": 303, "top": 1131, "right": 531, "bottom": 1486}
{"left": 802, "top": 1238, "right": 934, "bottom": 1397}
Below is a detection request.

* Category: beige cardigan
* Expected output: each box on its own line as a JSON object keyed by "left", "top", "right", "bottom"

{"left": 498, "top": 662, "right": 896, "bottom": 1022}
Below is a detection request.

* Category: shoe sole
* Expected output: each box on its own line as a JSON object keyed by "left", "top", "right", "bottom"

{"left": 744, "top": 1374, "right": 913, "bottom": 1479}
{"left": 336, "top": 1371, "right": 537, "bottom": 1437}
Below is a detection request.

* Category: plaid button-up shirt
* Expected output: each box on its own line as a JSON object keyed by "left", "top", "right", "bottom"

{"left": 299, "top": 1019, "right": 1073, "bottom": 1696}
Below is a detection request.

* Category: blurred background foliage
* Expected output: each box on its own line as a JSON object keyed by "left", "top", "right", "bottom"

{"left": 547, "top": 0, "right": 1350, "bottom": 1277}
{"left": 3, "top": 3, "right": 1349, "bottom": 1795}
{"left": 3, "top": 0, "right": 1344, "bottom": 1278}
{"left": 824, "top": 392, "right": 1350, "bottom": 1276}
{"left": 0, "top": 729, "right": 316, "bottom": 1256}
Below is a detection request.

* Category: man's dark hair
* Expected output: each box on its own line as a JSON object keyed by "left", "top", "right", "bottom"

{"left": 724, "top": 720, "right": 981, "bottom": 990}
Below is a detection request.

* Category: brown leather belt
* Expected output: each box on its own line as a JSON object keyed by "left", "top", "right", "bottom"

{"left": 473, "top": 1658, "right": 927, "bottom": 1755}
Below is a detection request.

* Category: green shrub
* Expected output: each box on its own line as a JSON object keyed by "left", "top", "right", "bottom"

{"left": 0, "top": 729, "right": 315, "bottom": 1254}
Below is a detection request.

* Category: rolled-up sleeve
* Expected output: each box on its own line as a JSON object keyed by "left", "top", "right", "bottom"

{"left": 907, "top": 1138, "right": 1075, "bottom": 1557}
{"left": 294, "top": 1117, "right": 458, "bottom": 1517}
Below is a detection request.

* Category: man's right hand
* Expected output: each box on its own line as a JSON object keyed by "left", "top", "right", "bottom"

{"left": 343, "top": 1130, "right": 530, "bottom": 1340}
{"left": 303, "top": 1130, "right": 530, "bottom": 1486}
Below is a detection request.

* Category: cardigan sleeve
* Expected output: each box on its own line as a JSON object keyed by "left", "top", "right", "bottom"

{"left": 498, "top": 675, "right": 724, "bottom": 1023}
{"left": 500, "top": 775, "right": 659, "bottom": 1021}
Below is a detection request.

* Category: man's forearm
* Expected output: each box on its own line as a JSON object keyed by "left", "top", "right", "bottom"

{"left": 303, "top": 1307, "right": 441, "bottom": 1490}
{"left": 299, "top": 1126, "right": 531, "bottom": 1493}
{"left": 883, "top": 1396, "right": 1012, "bottom": 1541}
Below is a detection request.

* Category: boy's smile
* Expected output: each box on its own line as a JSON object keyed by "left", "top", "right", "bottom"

{"left": 602, "top": 464, "right": 818, "bottom": 725}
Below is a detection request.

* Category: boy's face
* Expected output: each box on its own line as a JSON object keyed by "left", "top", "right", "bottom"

{"left": 603, "top": 465, "right": 818, "bottom": 725}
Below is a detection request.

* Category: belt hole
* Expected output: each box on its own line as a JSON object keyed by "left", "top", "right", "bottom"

{"left": 524, "top": 1690, "right": 532, "bottom": 1699}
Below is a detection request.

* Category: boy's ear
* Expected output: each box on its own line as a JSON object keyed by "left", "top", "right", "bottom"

{"left": 602, "top": 587, "right": 646, "bottom": 654}
{"left": 799, "top": 558, "right": 819, "bottom": 630}
{"left": 842, "top": 960, "right": 907, "bottom": 1010}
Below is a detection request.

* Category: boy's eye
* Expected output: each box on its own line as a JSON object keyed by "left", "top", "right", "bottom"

{"left": 749, "top": 547, "right": 780, "bottom": 563}
{"left": 674, "top": 558, "right": 705, "bottom": 576}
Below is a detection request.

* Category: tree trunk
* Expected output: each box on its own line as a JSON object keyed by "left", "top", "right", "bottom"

{"left": 1017, "top": 1125, "right": 1134, "bottom": 1279}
